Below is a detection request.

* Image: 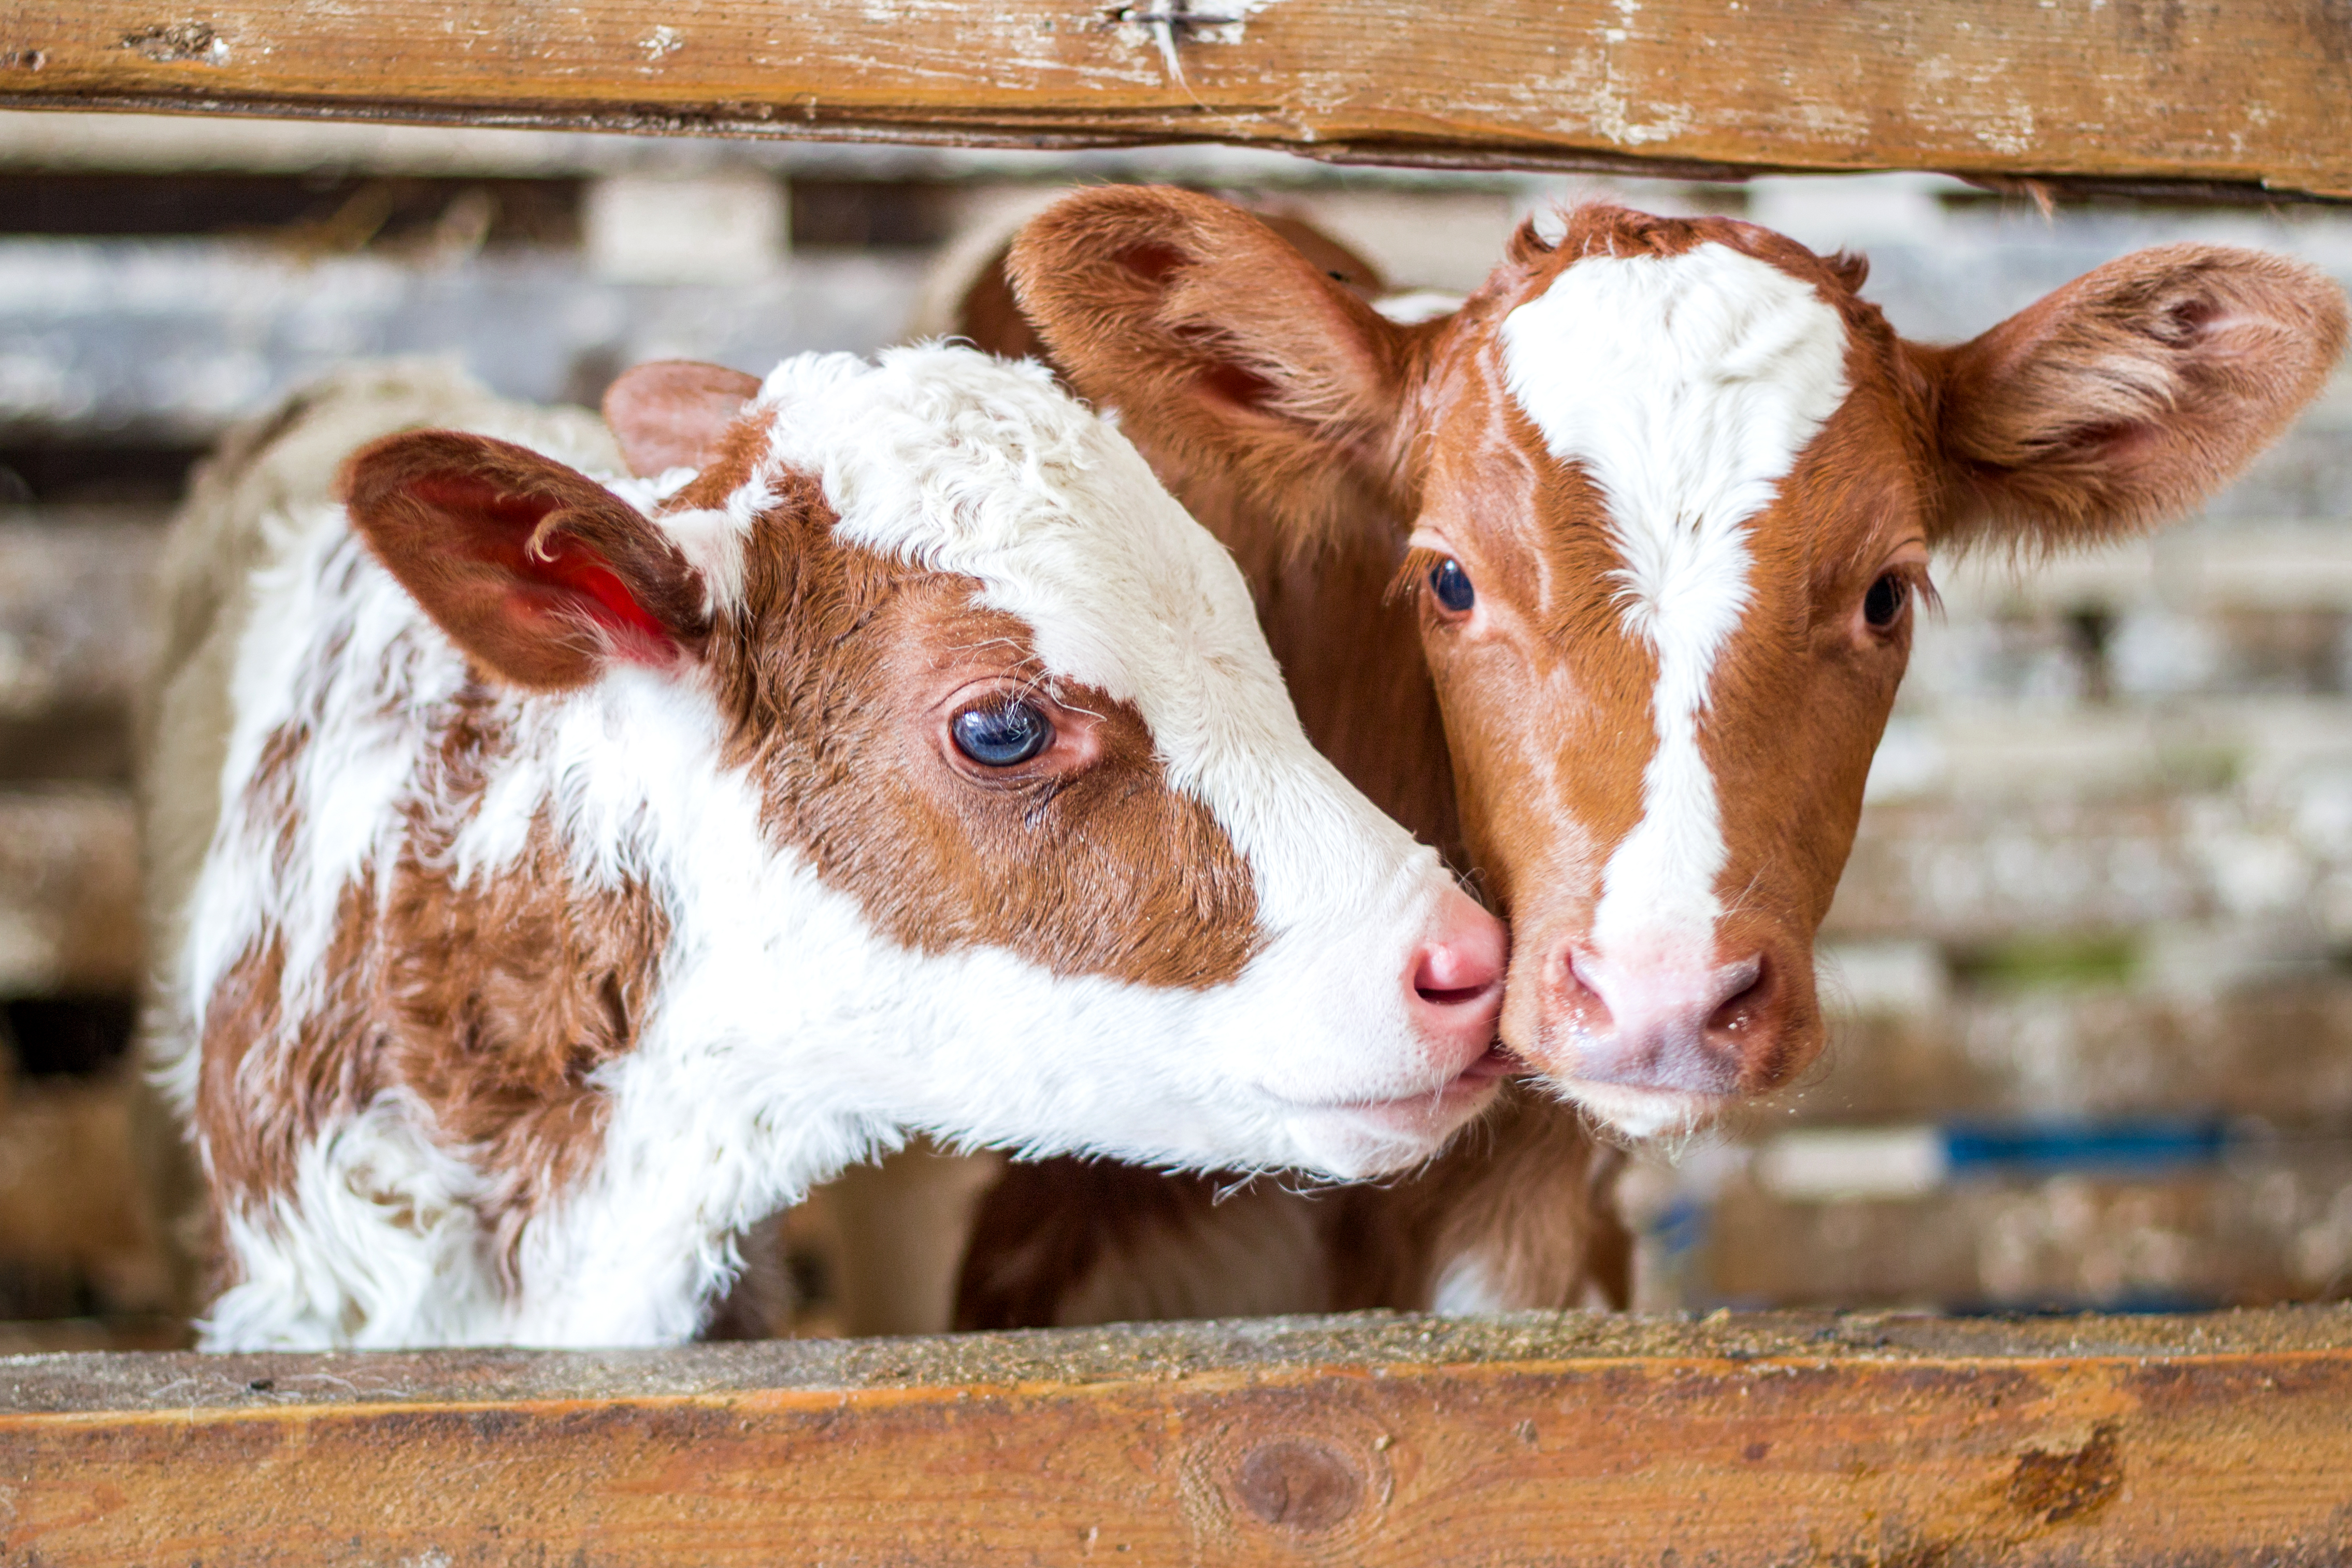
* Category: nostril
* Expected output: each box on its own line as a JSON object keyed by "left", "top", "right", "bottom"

{"left": 1705, "top": 954, "right": 1771, "bottom": 1035}
{"left": 1564, "top": 948, "right": 1603, "bottom": 999}
{"left": 1556, "top": 947, "right": 1611, "bottom": 1019}
{"left": 1412, "top": 944, "right": 1499, "bottom": 1009}
{"left": 1412, "top": 889, "right": 1504, "bottom": 1014}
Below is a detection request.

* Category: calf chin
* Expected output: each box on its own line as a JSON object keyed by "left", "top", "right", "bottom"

{"left": 1279, "top": 1085, "right": 1503, "bottom": 1179}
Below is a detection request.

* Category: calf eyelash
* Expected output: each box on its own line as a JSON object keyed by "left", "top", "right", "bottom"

{"left": 1388, "top": 545, "right": 1451, "bottom": 606}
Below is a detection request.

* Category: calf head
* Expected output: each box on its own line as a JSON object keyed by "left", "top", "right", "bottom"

{"left": 340, "top": 347, "right": 1506, "bottom": 1179}
{"left": 1010, "top": 189, "right": 2348, "bottom": 1138}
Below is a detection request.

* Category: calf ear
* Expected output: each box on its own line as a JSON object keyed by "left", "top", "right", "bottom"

{"left": 341, "top": 430, "right": 711, "bottom": 691}
{"left": 1927, "top": 244, "right": 2347, "bottom": 550}
{"left": 1006, "top": 185, "right": 1416, "bottom": 547}
{"left": 601, "top": 361, "right": 764, "bottom": 478}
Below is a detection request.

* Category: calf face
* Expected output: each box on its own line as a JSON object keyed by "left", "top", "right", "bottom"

{"left": 1009, "top": 191, "right": 2347, "bottom": 1138}
{"left": 341, "top": 348, "right": 1505, "bottom": 1183}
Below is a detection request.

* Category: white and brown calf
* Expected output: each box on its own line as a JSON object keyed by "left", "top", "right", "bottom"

{"left": 142, "top": 345, "right": 1510, "bottom": 1350}
{"left": 943, "top": 190, "right": 2349, "bottom": 1327}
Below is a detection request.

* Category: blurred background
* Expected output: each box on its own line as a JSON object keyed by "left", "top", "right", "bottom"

{"left": 2, "top": 110, "right": 2349, "bottom": 1346}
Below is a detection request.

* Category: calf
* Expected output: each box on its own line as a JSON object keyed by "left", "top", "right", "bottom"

{"left": 948, "top": 191, "right": 2348, "bottom": 1326}
{"left": 141, "top": 346, "right": 1509, "bottom": 1350}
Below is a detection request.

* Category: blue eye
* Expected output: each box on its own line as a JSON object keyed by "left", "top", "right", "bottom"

{"left": 1430, "top": 557, "right": 1475, "bottom": 613}
{"left": 951, "top": 700, "right": 1054, "bottom": 767}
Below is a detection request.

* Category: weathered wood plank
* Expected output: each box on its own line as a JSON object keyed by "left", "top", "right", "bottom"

{"left": 0, "top": 514, "right": 159, "bottom": 731}
{"left": 2, "top": 1309, "right": 2349, "bottom": 1565}
{"left": 2, "top": 2, "right": 2347, "bottom": 197}
{"left": 0, "top": 787, "right": 140, "bottom": 994}
{"left": 0, "top": 1071, "right": 170, "bottom": 1320}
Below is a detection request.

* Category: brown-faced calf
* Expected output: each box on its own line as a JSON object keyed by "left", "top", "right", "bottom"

{"left": 948, "top": 189, "right": 2347, "bottom": 1325}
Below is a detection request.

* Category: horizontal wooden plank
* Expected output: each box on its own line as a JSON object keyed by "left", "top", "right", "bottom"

{"left": 0, "top": 1071, "right": 169, "bottom": 1319}
{"left": 1665, "top": 1138, "right": 2352, "bottom": 1312}
{"left": 0, "top": 787, "right": 139, "bottom": 994}
{"left": 2, "top": 1308, "right": 2349, "bottom": 1565}
{"left": 1825, "top": 773, "right": 2352, "bottom": 944}
{"left": 2, "top": 2, "right": 2347, "bottom": 197}
{"left": 1814, "top": 977, "right": 2352, "bottom": 1124}
{"left": 0, "top": 514, "right": 159, "bottom": 727}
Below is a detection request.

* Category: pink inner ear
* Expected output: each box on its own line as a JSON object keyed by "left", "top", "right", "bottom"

{"left": 409, "top": 476, "right": 678, "bottom": 659}
{"left": 519, "top": 540, "right": 677, "bottom": 657}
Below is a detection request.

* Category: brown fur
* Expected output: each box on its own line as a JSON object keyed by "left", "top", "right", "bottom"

{"left": 382, "top": 814, "right": 670, "bottom": 1274}
{"left": 1924, "top": 242, "right": 2349, "bottom": 548}
{"left": 956, "top": 1087, "right": 1626, "bottom": 1328}
{"left": 708, "top": 467, "right": 1261, "bottom": 987}
{"left": 196, "top": 695, "right": 671, "bottom": 1282}
{"left": 946, "top": 188, "right": 2348, "bottom": 1326}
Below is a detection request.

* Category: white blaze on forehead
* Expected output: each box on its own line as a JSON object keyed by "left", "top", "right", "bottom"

{"left": 1500, "top": 241, "right": 1850, "bottom": 959}
{"left": 747, "top": 345, "right": 1422, "bottom": 926}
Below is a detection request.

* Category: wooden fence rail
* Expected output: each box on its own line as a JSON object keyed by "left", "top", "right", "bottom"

{"left": 3, "top": 1307, "right": 2349, "bottom": 1565}
{"left": 3, "top": 2, "right": 2349, "bottom": 199}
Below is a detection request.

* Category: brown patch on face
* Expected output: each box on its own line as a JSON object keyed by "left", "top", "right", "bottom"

{"left": 1408, "top": 334, "right": 1657, "bottom": 925}
{"left": 702, "top": 465, "right": 1263, "bottom": 990}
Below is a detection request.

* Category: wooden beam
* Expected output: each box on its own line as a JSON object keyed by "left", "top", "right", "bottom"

{"left": 5, "top": 1307, "right": 2350, "bottom": 1564}
{"left": 0, "top": 789, "right": 139, "bottom": 995}
{"left": 2, "top": 2, "right": 2348, "bottom": 199}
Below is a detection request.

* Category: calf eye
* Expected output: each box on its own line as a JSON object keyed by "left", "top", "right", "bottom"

{"left": 1430, "top": 557, "right": 1475, "bottom": 613}
{"left": 1863, "top": 572, "right": 1909, "bottom": 629}
{"left": 952, "top": 700, "right": 1054, "bottom": 767}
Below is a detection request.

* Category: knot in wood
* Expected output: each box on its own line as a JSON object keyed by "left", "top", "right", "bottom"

{"left": 2006, "top": 1421, "right": 2122, "bottom": 1526}
{"left": 1231, "top": 1436, "right": 1361, "bottom": 1534}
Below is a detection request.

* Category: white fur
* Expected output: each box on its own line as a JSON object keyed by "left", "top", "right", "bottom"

{"left": 1430, "top": 1253, "right": 1509, "bottom": 1317}
{"left": 1500, "top": 244, "right": 1849, "bottom": 967}
{"left": 1373, "top": 289, "right": 1466, "bottom": 326}
{"left": 154, "top": 351, "right": 1487, "bottom": 1349}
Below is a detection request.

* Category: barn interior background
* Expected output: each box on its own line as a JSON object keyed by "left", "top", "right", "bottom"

{"left": 1, "top": 109, "right": 2349, "bottom": 1347}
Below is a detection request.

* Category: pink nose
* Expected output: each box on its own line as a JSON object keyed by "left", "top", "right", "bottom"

{"left": 1550, "top": 943, "right": 1783, "bottom": 1096}
{"left": 1408, "top": 886, "right": 1508, "bottom": 1073}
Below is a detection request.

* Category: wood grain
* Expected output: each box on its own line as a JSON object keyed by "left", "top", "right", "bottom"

{"left": 3, "top": 1308, "right": 2350, "bottom": 1565}
{"left": 0, "top": 2, "right": 2347, "bottom": 197}
{"left": 0, "top": 789, "right": 139, "bottom": 994}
